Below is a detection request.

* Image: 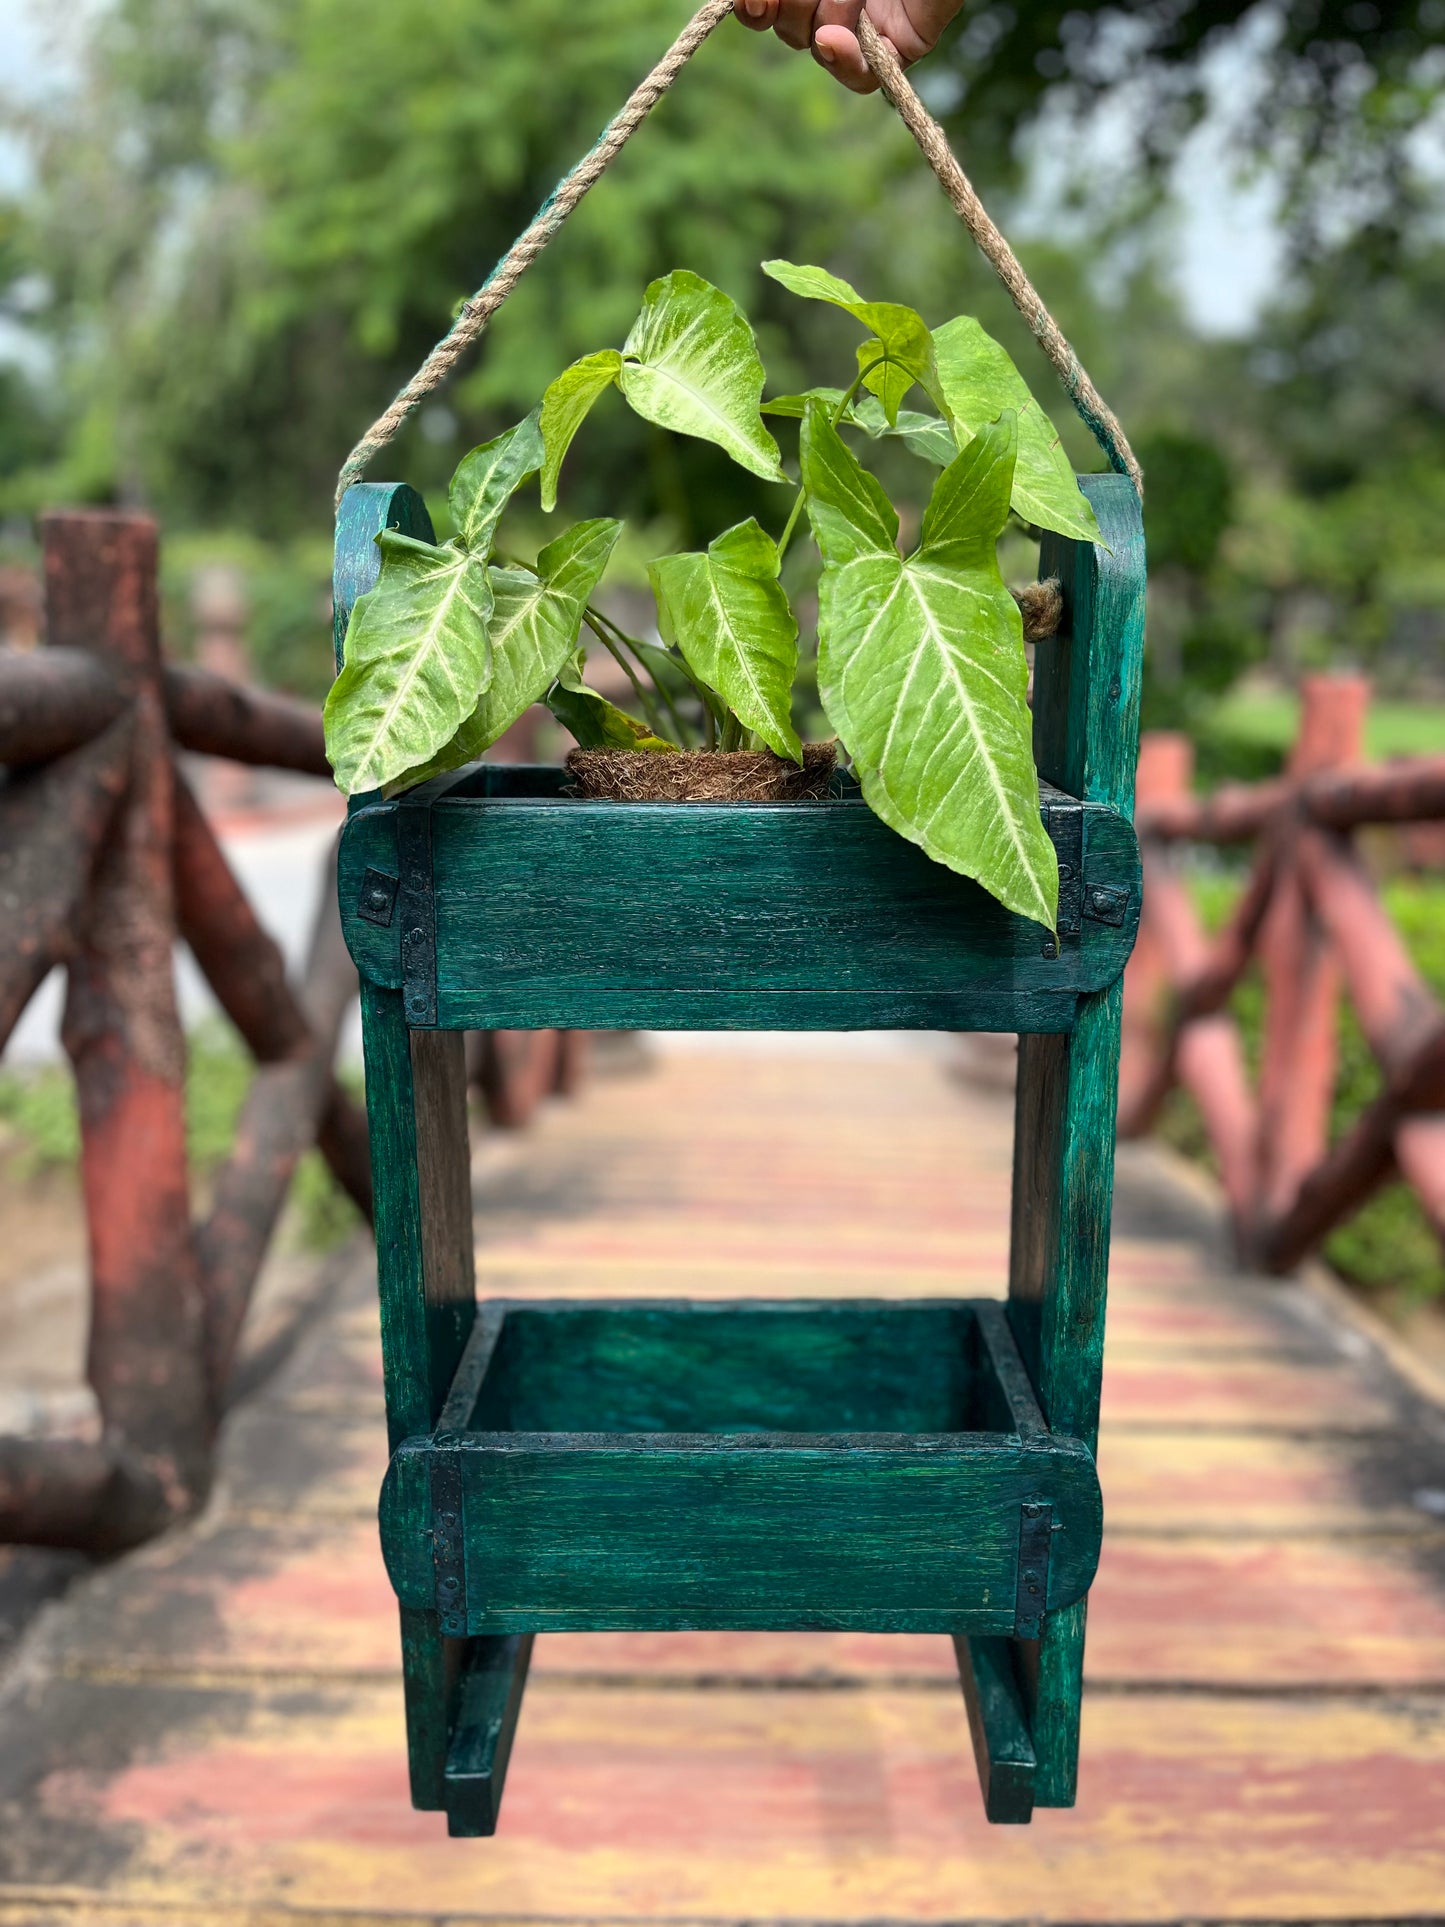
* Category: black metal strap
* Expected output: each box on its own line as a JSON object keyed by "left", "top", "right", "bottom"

{"left": 397, "top": 799, "right": 438, "bottom": 1027}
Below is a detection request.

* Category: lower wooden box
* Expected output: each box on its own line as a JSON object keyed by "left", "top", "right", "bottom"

{"left": 379, "top": 1298, "right": 1102, "bottom": 1831}
{"left": 381, "top": 1297, "right": 1101, "bottom": 1634}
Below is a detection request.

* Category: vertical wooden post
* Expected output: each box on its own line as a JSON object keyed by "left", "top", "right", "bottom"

{"left": 360, "top": 984, "right": 477, "bottom": 1805}
{"left": 1254, "top": 675, "right": 1368, "bottom": 1231}
{"left": 338, "top": 483, "right": 479, "bottom": 1810}
{"left": 42, "top": 511, "right": 212, "bottom": 1512}
{"left": 1006, "top": 475, "right": 1146, "bottom": 1807}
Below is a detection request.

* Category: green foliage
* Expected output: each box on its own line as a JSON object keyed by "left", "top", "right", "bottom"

{"left": 329, "top": 265, "right": 1097, "bottom": 926}
{"left": 7, "top": 0, "right": 910, "bottom": 533}
{"left": 396, "top": 518, "right": 623, "bottom": 788}
{"left": 762, "top": 259, "right": 942, "bottom": 427}
{"left": 540, "top": 354, "right": 625, "bottom": 512}
{"left": 0, "top": 1024, "right": 362, "bottom": 1253}
{"left": 325, "top": 530, "right": 496, "bottom": 793}
{"left": 804, "top": 404, "right": 1058, "bottom": 930}
{"left": 932, "top": 318, "right": 1101, "bottom": 544}
{"left": 648, "top": 519, "right": 800, "bottom": 763}
{"left": 0, "top": 1065, "right": 81, "bottom": 1174}
{"left": 932, "top": 4, "right": 1444, "bottom": 265}
{"left": 546, "top": 652, "right": 677, "bottom": 751}
{"left": 617, "top": 271, "right": 784, "bottom": 484}
{"left": 1139, "top": 432, "right": 1234, "bottom": 575}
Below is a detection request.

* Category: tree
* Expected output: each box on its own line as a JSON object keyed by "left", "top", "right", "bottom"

{"left": 6, "top": 0, "right": 938, "bottom": 532}
{"left": 937, "top": 1, "right": 1445, "bottom": 259}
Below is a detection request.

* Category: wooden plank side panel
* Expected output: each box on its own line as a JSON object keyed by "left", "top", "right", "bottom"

{"left": 378, "top": 1436, "right": 1102, "bottom": 1633}
{"left": 337, "top": 789, "right": 1140, "bottom": 1033}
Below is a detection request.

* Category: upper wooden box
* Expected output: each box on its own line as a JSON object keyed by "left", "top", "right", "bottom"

{"left": 338, "top": 764, "right": 1140, "bottom": 1033}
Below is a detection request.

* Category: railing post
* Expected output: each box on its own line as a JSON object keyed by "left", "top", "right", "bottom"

{"left": 42, "top": 511, "right": 214, "bottom": 1514}
{"left": 1253, "top": 675, "right": 1369, "bottom": 1237}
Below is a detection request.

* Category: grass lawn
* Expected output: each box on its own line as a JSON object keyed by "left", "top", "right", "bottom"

{"left": 1207, "top": 688, "right": 1445, "bottom": 764}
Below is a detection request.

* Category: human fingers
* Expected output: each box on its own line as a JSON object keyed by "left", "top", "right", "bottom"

{"left": 812, "top": 0, "right": 875, "bottom": 91}
{"left": 733, "top": 0, "right": 779, "bottom": 30}
{"left": 773, "top": 0, "right": 819, "bottom": 52}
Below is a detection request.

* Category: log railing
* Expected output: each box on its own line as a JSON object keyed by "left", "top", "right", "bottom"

{"left": 1120, "top": 674, "right": 1445, "bottom": 1274}
{"left": 0, "top": 509, "right": 578, "bottom": 1554}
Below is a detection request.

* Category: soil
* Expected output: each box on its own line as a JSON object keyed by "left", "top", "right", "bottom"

{"left": 566, "top": 742, "right": 837, "bottom": 802}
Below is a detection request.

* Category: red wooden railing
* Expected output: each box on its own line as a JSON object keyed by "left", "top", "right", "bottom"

{"left": 0, "top": 510, "right": 579, "bottom": 1554}
{"left": 1120, "top": 674, "right": 1445, "bottom": 1273}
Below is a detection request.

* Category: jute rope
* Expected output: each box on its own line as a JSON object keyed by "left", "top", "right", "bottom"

{"left": 855, "top": 17, "right": 1140, "bottom": 494}
{"left": 335, "top": 0, "right": 1140, "bottom": 505}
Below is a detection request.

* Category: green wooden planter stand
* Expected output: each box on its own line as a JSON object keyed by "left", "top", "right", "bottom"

{"left": 336, "top": 471, "right": 1145, "bottom": 1834}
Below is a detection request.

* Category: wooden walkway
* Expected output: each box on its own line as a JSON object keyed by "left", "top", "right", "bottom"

{"left": 3, "top": 1042, "right": 1445, "bottom": 1924}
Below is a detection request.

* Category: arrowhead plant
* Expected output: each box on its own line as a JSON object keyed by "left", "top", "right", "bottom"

{"left": 325, "top": 263, "right": 1110, "bottom": 931}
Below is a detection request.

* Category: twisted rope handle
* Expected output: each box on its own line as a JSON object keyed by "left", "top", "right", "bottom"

{"left": 855, "top": 17, "right": 1141, "bottom": 495}
{"left": 336, "top": 0, "right": 1140, "bottom": 505}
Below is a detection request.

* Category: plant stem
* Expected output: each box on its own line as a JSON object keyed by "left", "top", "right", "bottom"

{"left": 586, "top": 606, "right": 695, "bottom": 747}
{"left": 583, "top": 613, "right": 671, "bottom": 741}
{"left": 775, "top": 356, "right": 888, "bottom": 567}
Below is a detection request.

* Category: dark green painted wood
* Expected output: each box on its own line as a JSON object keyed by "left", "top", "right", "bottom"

{"left": 397, "top": 1605, "right": 459, "bottom": 1810}
{"left": 1003, "top": 473, "right": 1145, "bottom": 1810}
{"left": 339, "top": 473, "right": 1142, "bottom": 1829}
{"left": 955, "top": 1634, "right": 1036, "bottom": 1824}
{"left": 467, "top": 1299, "right": 977, "bottom": 1436}
{"left": 359, "top": 984, "right": 478, "bottom": 1821}
{"left": 1028, "top": 1597, "right": 1088, "bottom": 1809}
{"left": 334, "top": 483, "right": 435, "bottom": 673}
{"left": 358, "top": 986, "right": 475, "bottom": 1449}
{"left": 337, "top": 782, "right": 1140, "bottom": 1033}
{"left": 443, "top": 1634, "right": 534, "bottom": 1838}
{"left": 380, "top": 1429, "right": 1101, "bottom": 1633}
{"left": 1033, "top": 475, "right": 1147, "bottom": 817}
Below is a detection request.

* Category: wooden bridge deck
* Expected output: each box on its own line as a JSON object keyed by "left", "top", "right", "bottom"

{"left": 3, "top": 1041, "right": 1445, "bottom": 1924}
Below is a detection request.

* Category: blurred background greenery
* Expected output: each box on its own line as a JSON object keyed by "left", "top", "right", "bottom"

{"left": 0, "top": 0, "right": 1441, "bottom": 739}
{"left": 1, "top": 1, "right": 1442, "bottom": 1292}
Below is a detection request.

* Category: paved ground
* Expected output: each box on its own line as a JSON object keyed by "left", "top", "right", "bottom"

{"left": 3, "top": 1041, "right": 1445, "bottom": 1925}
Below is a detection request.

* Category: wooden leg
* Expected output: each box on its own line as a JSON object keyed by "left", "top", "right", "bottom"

{"left": 995, "top": 983, "right": 1124, "bottom": 1809}
{"left": 955, "top": 1635, "right": 1036, "bottom": 1823}
{"left": 359, "top": 986, "right": 479, "bottom": 1814}
{"left": 444, "top": 1634, "right": 534, "bottom": 1837}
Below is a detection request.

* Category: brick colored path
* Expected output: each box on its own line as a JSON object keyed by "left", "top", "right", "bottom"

{"left": 3, "top": 1043, "right": 1445, "bottom": 1924}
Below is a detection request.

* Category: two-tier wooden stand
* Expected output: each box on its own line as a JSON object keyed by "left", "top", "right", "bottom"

{"left": 334, "top": 477, "right": 1145, "bottom": 1833}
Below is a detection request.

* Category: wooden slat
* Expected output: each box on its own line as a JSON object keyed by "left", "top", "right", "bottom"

{"left": 6, "top": 1677, "right": 1445, "bottom": 1919}
{"left": 336, "top": 785, "right": 1140, "bottom": 1034}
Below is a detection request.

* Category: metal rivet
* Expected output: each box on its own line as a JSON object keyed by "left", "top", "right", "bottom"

{"left": 1057, "top": 863, "right": 1074, "bottom": 881}
{"left": 1041, "top": 939, "right": 1058, "bottom": 960}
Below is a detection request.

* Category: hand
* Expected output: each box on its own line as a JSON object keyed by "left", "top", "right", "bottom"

{"left": 733, "top": 0, "right": 966, "bottom": 95}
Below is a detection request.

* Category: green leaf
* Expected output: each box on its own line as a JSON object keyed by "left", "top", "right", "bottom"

{"left": 324, "top": 531, "right": 495, "bottom": 796}
{"left": 449, "top": 412, "right": 545, "bottom": 551}
{"left": 762, "top": 259, "right": 942, "bottom": 426}
{"left": 547, "top": 652, "right": 677, "bottom": 751}
{"left": 762, "top": 388, "right": 850, "bottom": 419}
{"left": 860, "top": 400, "right": 959, "bottom": 468}
{"left": 389, "top": 518, "right": 622, "bottom": 789}
{"left": 764, "top": 388, "right": 957, "bottom": 467}
{"left": 801, "top": 401, "right": 1058, "bottom": 931}
{"left": 648, "top": 519, "right": 801, "bottom": 764}
{"left": 933, "top": 317, "right": 1101, "bottom": 543}
{"left": 539, "top": 351, "right": 623, "bottom": 512}
{"left": 618, "top": 270, "right": 784, "bottom": 483}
